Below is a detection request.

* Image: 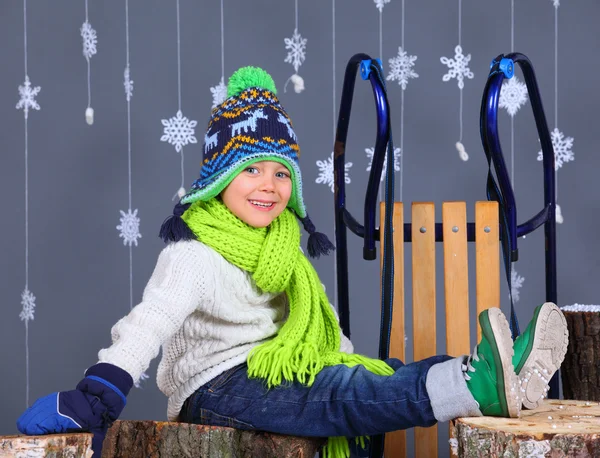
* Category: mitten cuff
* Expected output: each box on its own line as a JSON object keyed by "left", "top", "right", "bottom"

{"left": 85, "top": 363, "right": 134, "bottom": 400}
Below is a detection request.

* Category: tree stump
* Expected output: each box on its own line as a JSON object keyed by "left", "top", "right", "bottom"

{"left": 449, "top": 400, "right": 600, "bottom": 457}
{"left": 101, "top": 421, "right": 325, "bottom": 458}
{"left": 561, "top": 310, "right": 600, "bottom": 401}
{"left": 0, "top": 432, "right": 93, "bottom": 458}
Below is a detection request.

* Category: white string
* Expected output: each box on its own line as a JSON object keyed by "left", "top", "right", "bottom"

{"left": 458, "top": 0, "right": 462, "bottom": 47}
{"left": 176, "top": 0, "right": 185, "bottom": 194}
{"left": 510, "top": 0, "right": 515, "bottom": 189}
{"left": 458, "top": 0, "right": 463, "bottom": 143}
{"left": 23, "top": 0, "right": 31, "bottom": 409}
{"left": 295, "top": 0, "right": 298, "bottom": 32}
{"left": 125, "top": 0, "right": 134, "bottom": 309}
{"left": 332, "top": 0, "right": 337, "bottom": 310}
{"left": 220, "top": 0, "right": 224, "bottom": 80}
{"left": 176, "top": 0, "right": 182, "bottom": 111}
{"left": 554, "top": 5, "right": 559, "bottom": 201}
{"left": 85, "top": 0, "right": 91, "bottom": 109}
{"left": 399, "top": 0, "right": 405, "bottom": 202}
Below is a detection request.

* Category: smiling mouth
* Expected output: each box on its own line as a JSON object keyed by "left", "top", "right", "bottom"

{"left": 249, "top": 200, "right": 276, "bottom": 209}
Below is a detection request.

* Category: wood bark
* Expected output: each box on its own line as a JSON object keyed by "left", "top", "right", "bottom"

{"left": 561, "top": 311, "right": 600, "bottom": 401}
{"left": 101, "top": 421, "right": 325, "bottom": 458}
{"left": 0, "top": 432, "right": 93, "bottom": 458}
{"left": 449, "top": 400, "right": 600, "bottom": 457}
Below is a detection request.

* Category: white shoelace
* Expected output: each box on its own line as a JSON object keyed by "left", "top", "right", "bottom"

{"left": 462, "top": 345, "right": 479, "bottom": 381}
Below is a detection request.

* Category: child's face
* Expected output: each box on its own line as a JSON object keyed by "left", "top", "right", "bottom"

{"left": 221, "top": 161, "right": 293, "bottom": 228}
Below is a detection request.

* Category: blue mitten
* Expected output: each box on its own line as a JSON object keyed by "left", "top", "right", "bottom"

{"left": 17, "top": 363, "right": 133, "bottom": 457}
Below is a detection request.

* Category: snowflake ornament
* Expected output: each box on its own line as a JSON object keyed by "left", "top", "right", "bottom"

{"left": 117, "top": 209, "right": 142, "bottom": 247}
{"left": 537, "top": 128, "right": 574, "bottom": 170}
{"left": 16, "top": 76, "right": 41, "bottom": 119}
{"left": 81, "top": 21, "right": 97, "bottom": 60}
{"left": 499, "top": 76, "right": 528, "bottom": 117}
{"left": 316, "top": 152, "right": 352, "bottom": 193}
{"left": 366, "top": 147, "right": 401, "bottom": 182}
{"left": 284, "top": 29, "right": 307, "bottom": 74}
{"left": 374, "top": 0, "right": 390, "bottom": 12}
{"left": 510, "top": 270, "right": 525, "bottom": 303}
{"left": 441, "top": 45, "right": 474, "bottom": 89}
{"left": 161, "top": 110, "right": 198, "bottom": 153}
{"left": 124, "top": 66, "right": 134, "bottom": 101}
{"left": 387, "top": 47, "right": 419, "bottom": 90}
{"left": 19, "top": 288, "right": 36, "bottom": 322}
{"left": 210, "top": 78, "right": 228, "bottom": 108}
{"left": 552, "top": 0, "right": 560, "bottom": 8}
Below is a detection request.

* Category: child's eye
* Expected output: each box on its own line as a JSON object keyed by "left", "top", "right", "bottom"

{"left": 245, "top": 167, "right": 258, "bottom": 174}
{"left": 276, "top": 171, "right": 290, "bottom": 179}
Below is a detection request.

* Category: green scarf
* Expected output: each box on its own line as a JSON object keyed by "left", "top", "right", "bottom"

{"left": 182, "top": 198, "right": 393, "bottom": 457}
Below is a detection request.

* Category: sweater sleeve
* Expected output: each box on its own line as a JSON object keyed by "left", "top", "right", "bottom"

{"left": 98, "top": 241, "right": 213, "bottom": 382}
{"left": 327, "top": 300, "right": 354, "bottom": 354}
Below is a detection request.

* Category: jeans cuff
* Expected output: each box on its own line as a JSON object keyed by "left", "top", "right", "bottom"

{"left": 425, "top": 356, "right": 482, "bottom": 422}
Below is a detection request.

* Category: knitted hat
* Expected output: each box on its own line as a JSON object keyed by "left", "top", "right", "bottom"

{"left": 160, "top": 66, "right": 334, "bottom": 258}
{"left": 181, "top": 66, "right": 305, "bottom": 217}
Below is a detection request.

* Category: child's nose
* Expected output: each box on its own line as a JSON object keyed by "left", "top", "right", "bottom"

{"left": 259, "top": 176, "right": 276, "bottom": 191}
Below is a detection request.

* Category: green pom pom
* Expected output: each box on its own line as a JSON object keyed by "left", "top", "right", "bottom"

{"left": 227, "top": 66, "right": 277, "bottom": 97}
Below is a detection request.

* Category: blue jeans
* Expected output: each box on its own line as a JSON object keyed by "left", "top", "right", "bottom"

{"left": 179, "top": 356, "right": 452, "bottom": 441}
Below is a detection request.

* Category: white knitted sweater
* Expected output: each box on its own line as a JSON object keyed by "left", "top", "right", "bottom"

{"left": 98, "top": 240, "right": 353, "bottom": 421}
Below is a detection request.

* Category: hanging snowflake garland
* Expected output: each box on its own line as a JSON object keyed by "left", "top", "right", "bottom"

{"left": 374, "top": 0, "right": 390, "bottom": 12}
{"left": 366, "top": 147, "right": 401, "bottom": 182}
{"left": 387, "top": 47, "right": 419, "bottom": 90}
{"left": 316, "top": 152, "right": 352, "bottom": 193}
{"left": 161, "top": 110, "right": 198, "bottom": 153}
{"left": 500, "top": 76, "right": 528, "bottom": 117}
{"left": 81, "top": 21, "right": 97, "bottom": 60}
{"left": 16, "top": 76, "right": 41, "bottom": 119}
{"left": 117, "top": 209, "right": 142, "bottom": 247}
{"left": 210, "top": 77, "right": 227, "bottom": 108}
{"left": 284, "top": 29, "right": 307, "bottom": 93}
{"left": 510, "top": 270, "right": 525, "bottom": 303}
{"left": 537, "top": 127, "right": 574, "bottom": 170}
{"left": 441, "top": 45, "right": 474, "bottom": 90}
{"left": 19, "top": 288, "right": 36, "bottom": 322}
{"left": 124, "top": 66, "right": 134, "bottom": 101}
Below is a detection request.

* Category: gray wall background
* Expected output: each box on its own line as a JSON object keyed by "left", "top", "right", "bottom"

{"left": 1, "top": 1, "right": 598, "bottom": 456}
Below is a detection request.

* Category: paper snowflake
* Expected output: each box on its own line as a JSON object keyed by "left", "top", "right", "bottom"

{"left": 441, "top": 45, "right": 474, "bottom": 90}
{"left": 510, "top": 270, "right": 525, "bottom": 303}
{"left": 537, "top": 128, "right": 574, "bottom": 170}
{"left": 387, "top": 47, "right": 419, "bottom": 90}
{"left": 134, "top": 371, "right": 149, "bottom": 389}
{"left": 316, "top": 152, "right": 352, "bottom": 193}
{"left": 552, "top": 0, "right": 560, "bottom": 7}
{"left": 16, "top": 76, "right": 41, "bottom": 119}
{"left": 124, "top": 66, "right": 134, "bottom": 101}
{"left": 210, "top": 77, "right": 227, "bottom": 108}
{"left": 366, "top": 147, "right": 401, "bottom": 182}
{"left": 161, "top": 110, "right": 198, "bottom": 153}
{"left": 19, "top": 288, "right": 36, "bottom": 322}
{"left": 284, "top": 29, "right": 307, "bottom": 73}
{"left": 117, "top": 208, "right": 142, "bottom": 247}
{"left": 499, "top": 76, "right": 528, "bottom": 117}
{"left": 374, "top": 0, "right": 390, "bottom": 12}
{"left": 81, "top": 21, "right": 97, "bottom": 61}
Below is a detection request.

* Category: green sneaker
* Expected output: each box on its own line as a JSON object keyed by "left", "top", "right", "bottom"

{"left": 463, "top": 307, "right": 521, "bottom": 418}
{"left": 512, "top": 302, "right": 569, "bottom": 409}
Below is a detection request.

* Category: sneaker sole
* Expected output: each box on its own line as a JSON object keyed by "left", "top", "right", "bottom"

{"left": 517, "top": 302, "right": 569, "bottom": 409}
{"left": 485, "top": 307, "right": 522, "bottom": 418}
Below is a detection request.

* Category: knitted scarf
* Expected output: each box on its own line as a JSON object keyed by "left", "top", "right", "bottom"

{"left": 182, "top": 199, "right": 394, "bottom": 457}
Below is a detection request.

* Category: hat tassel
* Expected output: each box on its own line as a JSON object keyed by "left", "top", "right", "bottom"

{"left": 159, "top": 202, "right": 196, "bottom": 243}
{"left": 300, "top": 215, "right": 335, "bottom": 258}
